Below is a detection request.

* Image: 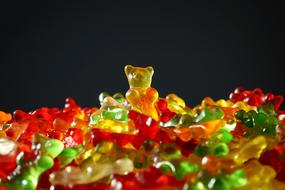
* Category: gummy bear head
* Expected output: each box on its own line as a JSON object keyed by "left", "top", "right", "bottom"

{"left": 124, "top": 65, "right": 154, "bottom": 88}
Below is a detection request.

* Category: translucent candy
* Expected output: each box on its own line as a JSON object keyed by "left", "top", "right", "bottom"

{"left": 259, "top": 144, "right": 285, "bottom": 182}
{"left": 92, "top": 119, "right": 133, "bottom": 133}
{"left": 89, "top": 94, "right": 133, "bottom": 133}
{"left": 50, "top": 158, "right": 134, "bottom": 185}
{"left": 58, "top": 148, "right": 78, "bottom": 167}
{"left": 156, "top": 99, "right": 176, "bottom": 123}
{"left": 2, "top": 136, "right": 64, "bottom": 190}
{"left": 194, "top": 107, "right": 224, "bottom": 123}
{"left": 201, "top": 97, "right": 255, "bottom": 112}
{"left": 231, "top": 136, "right": 267, "bottom": 165}
{"left": 227, "top": 169, "right": 247, "bottom": 188}
{"left": 0, "top": 111, "right": 12, "bottom": 124}
{"left": 0, "top": 138, "right": 18, "bottom": 178}
{"left": 230, "top": 87, "right": 283, "bottom": 111}
{"left": 166, "top": 93, "right": 190, "bottom": 115}
{"left": 175, "top": 160, "right": 198, "bottom": 180}
{"left": 194, "top": 128, "right": 233, "bottom": 158}
{"left": 1, "top": 65, "right": 285, "bottom": 190}
{"left": 175, "top": 120, "right": 224, "bottom": 142}
{"left": 124, "top": 65, "right": 154, "bottom": 88}
{"left": 235, "top": 105, "right": 278, "bottom": 137}
{"left": 63, "top": 127, "right": 84, "bottom": 148}
{"left": 125, "top": 65, "right": 159, "bottom": 120}
{"left": 239, "top": 160, "right": 282, "bottom": 190}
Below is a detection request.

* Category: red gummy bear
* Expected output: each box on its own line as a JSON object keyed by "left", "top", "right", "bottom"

{"left": 156, "top": 99, "right": 176, "bottom": 123}
{"left": 230, "top": 87, "right": 283, "bottom": 111}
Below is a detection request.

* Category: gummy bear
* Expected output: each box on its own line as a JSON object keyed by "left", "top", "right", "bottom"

{"left": 49, "top": 158, "right": 133, "bottom": 185}
{"left": 239, "top": 160, "right": 285, "bottom": 190}
{"left": 1, "top": 65, "right": 285, "bottom": 190}
{"left": 230, "top": 136, "right": 267, "bottom": 165}
{"left": 125, "top": 65, "right": 159, "bottom": 120}
{"left": 235, "top": 104, "right": 278, "bottom": 137}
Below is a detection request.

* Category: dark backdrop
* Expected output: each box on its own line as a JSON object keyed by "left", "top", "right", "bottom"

{"left": 0, "top": 1, "right": 284, "bottom": 112}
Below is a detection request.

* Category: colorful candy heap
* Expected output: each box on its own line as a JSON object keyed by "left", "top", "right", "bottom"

{"left": 1, "top": 65, "right": 285, "bottom": 190}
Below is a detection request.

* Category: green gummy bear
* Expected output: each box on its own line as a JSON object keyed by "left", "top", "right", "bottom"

{"left": 194, "top": 107, "right": 224, "bottom": 123}
{"left": 253, "top": 112, "right": 277, "bottom": 136}
{"left": 101, "top": 108, "right": 128, "bottom": 121}
{"left": 257, "top": 103, "right": 277, "bottom": 117}
{"left": 89, "top": 108, "right": 128, "bottom": 126}
{"left": 235, "top": 104, "right": 278, "bottom": 137}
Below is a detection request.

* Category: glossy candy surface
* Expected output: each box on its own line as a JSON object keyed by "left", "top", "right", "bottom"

{"left": 1, "top": 65, "right": 285, "bottom": 190}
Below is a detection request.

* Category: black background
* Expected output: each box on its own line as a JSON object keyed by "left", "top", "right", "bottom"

{"left": 0, "top": 1, "right": 284, "bottom": 113}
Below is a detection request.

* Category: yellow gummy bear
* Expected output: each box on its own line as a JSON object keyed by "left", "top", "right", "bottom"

{"left": 125, "top": 65, "right": 159, "bottom": 120}
{"left": 238, "top": 160, "right": 285, "bottom": 190}
{"left": 230, "top": 136, "right": 267, "bottom": 165}
{"left": 201, "top": 97, "right": 255, "bottom": 112}
{"left": 50, "top": 158, "right": 133, "bottom": 185}
{"left": 166, "top": 93, "right": 191, "bottom": 115}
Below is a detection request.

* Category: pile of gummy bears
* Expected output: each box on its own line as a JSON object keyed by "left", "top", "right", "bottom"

{"left": 1, "top": 65, "right": 285, "bottom": 190}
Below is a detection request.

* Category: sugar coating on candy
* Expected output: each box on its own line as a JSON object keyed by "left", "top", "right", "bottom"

{"left": 0, "top": 65, "right": 285, "bottom": 190}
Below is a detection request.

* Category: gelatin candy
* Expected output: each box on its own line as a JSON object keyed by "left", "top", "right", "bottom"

{"left": 0, "top": 66, "right": 285, "bottom": 190}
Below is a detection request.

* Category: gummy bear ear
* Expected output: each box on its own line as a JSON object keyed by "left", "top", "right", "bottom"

{"left": 124, "top": 65, "right": 133, "bottom": 74}
{"left": 146, "top": 66, "right": 154, "bottom": 75}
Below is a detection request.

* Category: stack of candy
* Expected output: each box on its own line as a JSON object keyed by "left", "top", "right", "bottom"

{"left": 1, "top": 65, "right": 285, "bottom": 190}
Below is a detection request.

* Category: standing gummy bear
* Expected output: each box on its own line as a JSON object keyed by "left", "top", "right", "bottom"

{"left": 125, "top": 65, "right": 159, "bottom": 120}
